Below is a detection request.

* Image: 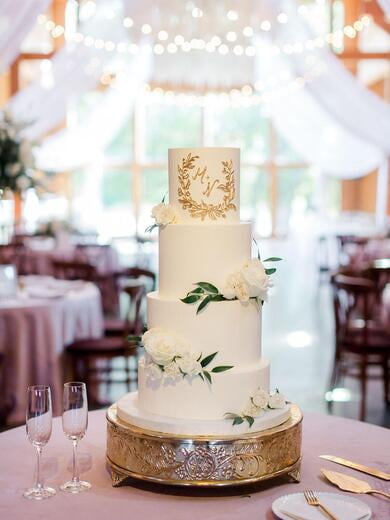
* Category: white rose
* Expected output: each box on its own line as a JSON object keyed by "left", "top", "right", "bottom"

{"left": 142, "top": 327, "right": 177, "bottom": 366}
{"left": 151, "top": 203, "right": 178, "bottom": 226}
{"left": 243, "top": 402, "right": 262, "bottom": 418}
{"left": 268, "top": 390, "right": 286, "bottom": 409}
{"left": 163, "top": 361, "right": 181, "bottom": 381}
{"left": 145, "top": 362, "right": 163, "bottom": 381}
{"left": 241, "top": 259, "right": 272, "bottom": 301}
{"left": 252, "top": 388, "right": 269, "bottom": 409}
{"left": 176, "top": 353, "right": 202, "bottom": 376}
{"left": 222, "top": 271, "right": 250, "bottom": 302}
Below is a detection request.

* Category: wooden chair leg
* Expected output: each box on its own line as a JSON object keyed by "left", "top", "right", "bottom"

{"left": 383, "top": 355, "right": 390, "bottom": 406}
{"left": 359, "top": 356, "right": 368, "bottom": 421}
{"left": 327, "top": 351, "right": 341, "bottom": 413}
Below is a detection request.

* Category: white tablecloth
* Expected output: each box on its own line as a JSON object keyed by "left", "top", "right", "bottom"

{"left": 0, "top": 276, "right": 103, "bottom": 424}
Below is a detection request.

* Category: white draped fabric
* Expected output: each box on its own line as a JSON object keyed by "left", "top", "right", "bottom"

{"left": 378, "top": 0, "right": 390, "bottom": 16}
{"left": 8, "top": 4, "right": 130, "bottom": 141}
{"left": 257, "top": 0, "right": 390, "bottom": 180}
{"left": 35, "top": 47, "right": 152, "bottom": 171}
{"left": 0, "top": 0, "right": 51, "bottom": 73}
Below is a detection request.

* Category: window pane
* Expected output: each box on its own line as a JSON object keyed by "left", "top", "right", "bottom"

{"left": 102, "top": 168, "right": 131, "bottom": 208}
{"left": 211, "top": 105, "right": 269, "bottom": 162}
{"left": 276, "top": 133, "right": 303, "bottom": 163}
{"left": 105, "top": 116, "right": 133, "bottom": 162}
{"left": 241, "top": 167, "right": 271, "bottom": 237}
{"left": 145, "top": 103, "right": 202, "bottom": 162}
{"left": 21, "top": 20, "right": 53, "bottom": 53}
{"left": 139, "top": 168, "right": 168, "bottom": 233}
{"left": 276, "top": 168, "right": 313, "bottom": 235}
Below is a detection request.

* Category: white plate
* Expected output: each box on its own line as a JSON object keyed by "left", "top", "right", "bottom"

{"left": 272, "top": 492, "right": 372, "bottom": 520}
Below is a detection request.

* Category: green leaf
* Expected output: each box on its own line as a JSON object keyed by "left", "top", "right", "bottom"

{"left": 128, "top": 335, "right": 142, "bottom": 343}
{"left": 211, "top": 365, "right": 234, "bottom": 373}
{"left": 145, "top": 224, "right": 158, "bottom": 233}
{"left": 161, "top": 191, "right": 168, "bottom": 203}
{"left": 195, "top": 282, "right": 219, "bottom": 294}
{"left": 264, "top": 257, "right": 282, "bottom": 262}
{"left": 203, "top": 370, "right": 212, "bottom": 384}
{"left": 187, "top": 287, "right": 205, "bottom": 295}
{"left": 181, "top": 294, "right": 202, "bottom": 304}
{"left": 233, "top": 416, "right": 244, "bottom": 426}
{"left": 198, "top": 372, "right": 204, "bottom": 382}
{"left": 265, "top": 268, "right": 276, "bottom": 275}
{"left": 252, "top": 237, "right": 261, "bottom": 261}
{"left": 210, "top": 294, "right": 226, "bottom": 302}
{"left": 243, "top": 416, "right": 254, "bottom": 427}
{"left": 201, "top": 351, "right": 218, "bottom": 368}
{"left": 196, "top": 353, "right": 202, "bottom": 362}
{"left": 196, "top": 295, "right": 213, "bottom": 314}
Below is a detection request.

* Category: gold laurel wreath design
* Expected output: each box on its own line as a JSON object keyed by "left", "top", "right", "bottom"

{"left": 177, "top": 153, "right": 237, "bottom": 220}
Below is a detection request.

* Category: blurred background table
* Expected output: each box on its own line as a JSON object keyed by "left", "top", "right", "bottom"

{"left": 0, "top": 276, "right": 103, "bottom": 423}
{"left": 0, "top": 409, "right": 388, "bottom": 519}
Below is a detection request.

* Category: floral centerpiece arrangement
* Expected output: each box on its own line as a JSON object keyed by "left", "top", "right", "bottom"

{"left": 0, "top": 111, "right": 36, "bottom": 194}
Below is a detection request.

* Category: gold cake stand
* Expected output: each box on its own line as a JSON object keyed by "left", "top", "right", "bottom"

{"left": 106, "top": 404, "right": 302, "bottom": 487}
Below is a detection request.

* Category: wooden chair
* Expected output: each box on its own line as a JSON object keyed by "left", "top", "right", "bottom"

{"left": 52, "top": 260, "right": 97, "bottom": 281}
{"left": 0, "top": 353, "right": 15, "bottom": 428}
{"left": 65, "top": 284, "right": 146, "bottom": 407}
{"left": 329, "top": 273, "right": 390, "bottom": 420}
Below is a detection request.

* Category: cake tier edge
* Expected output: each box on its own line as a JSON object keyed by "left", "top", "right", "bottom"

{"left": 116, "top": 391, "right": 291, "bottom": 436}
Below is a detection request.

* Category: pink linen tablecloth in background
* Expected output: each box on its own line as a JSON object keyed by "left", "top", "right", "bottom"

{"left": 0, "top": 410, "right": 388, "bottom": 519}
{"left": 0, "top": 280, "right": 103, "bottom": 423}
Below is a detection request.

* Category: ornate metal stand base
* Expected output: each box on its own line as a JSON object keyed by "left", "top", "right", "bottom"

{"left": 106, "top": 404, "right": 302, "bottom": 488}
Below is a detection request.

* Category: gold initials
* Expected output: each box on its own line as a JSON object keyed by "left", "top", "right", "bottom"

{"left": 202, "top": 180, "right": 220, "bottom": 197}
{"left": 192, "top": 166, "right": 207, "bottom": 183}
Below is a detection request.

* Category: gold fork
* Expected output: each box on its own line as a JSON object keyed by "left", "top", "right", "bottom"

{"left": 303, "top": 490, "right": 339, "bottom": 520}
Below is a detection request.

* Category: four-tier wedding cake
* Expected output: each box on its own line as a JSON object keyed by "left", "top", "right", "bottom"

{"left": 116, "top": 147, "right": 290, "bottom": 436}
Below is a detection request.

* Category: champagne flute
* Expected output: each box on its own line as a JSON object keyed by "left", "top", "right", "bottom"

{"left": 24, "top": 385, "right": 56, "bottom": 500}
{"left": 60, "top": 382, "right": 91, "bottom": 493}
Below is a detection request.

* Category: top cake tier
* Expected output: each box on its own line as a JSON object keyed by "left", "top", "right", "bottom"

{"left": 168, "top": 147, "right": 240, "bottom": 224}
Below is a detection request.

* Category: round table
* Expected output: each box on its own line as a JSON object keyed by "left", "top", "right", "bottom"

{"left": 0, "top": 410, "right": 388, "bottom": 519}
{"left": 0, "top": 276, "right": 103, "bottom": 423}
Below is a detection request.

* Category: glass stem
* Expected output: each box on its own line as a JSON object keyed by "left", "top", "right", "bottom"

{"left": 72, "top": 440, "right": 79, "bottom": 484}
{"left": 36, "top": 446, "right": 43, "bottom": 490}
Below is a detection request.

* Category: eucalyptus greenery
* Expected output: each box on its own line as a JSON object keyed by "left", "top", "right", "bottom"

{"left": 0, "top": 111, "right": 37, "bottom": 193}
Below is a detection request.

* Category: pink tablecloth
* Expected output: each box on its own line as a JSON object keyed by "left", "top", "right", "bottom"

{"left": 0, "top": 278, "right": 103, "bottom": 423}
{"left": 0, "top": 410, "right": 388, "bottom": 519}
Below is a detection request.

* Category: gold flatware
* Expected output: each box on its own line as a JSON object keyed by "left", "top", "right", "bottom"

{"left": 322, "top": 469, "right": 390, "bottom": 499}
{"left": 319, "top": 455, "right": 390, "bottom": 481}
{"left": 280, "top": 510, "right": 311, "bottom": 520}
{"left": 303, "top": 490, "right": 339, "bottom": 520}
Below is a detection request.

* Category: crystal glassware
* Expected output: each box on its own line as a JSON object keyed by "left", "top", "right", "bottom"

{"left": 24, "top": 385, "right": 56, "bottom": 500}
{"left": 60, "top": 382, "right": 91, "bottom": 493}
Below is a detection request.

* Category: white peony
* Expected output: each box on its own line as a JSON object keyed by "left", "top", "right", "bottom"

{"left": 241, "top": 259, "right": 272, "bottom": 301}
{"left": 242, "top": 402, "right": 262, "bottom": 418}
{"left": 163, "top": 361, "right": 181, "bottom": 381}
{"left": 151, "top": 203, "right": 179, "bottom": 226}
{"left": 176, "top": 353, "right": 202, "bottom": 376}
{"left": 142, "top": 328, "right": 178, "bottom": 366}
{"left": 252, "top": 388, "right": 269, "bottom": 409}
{"left": 222, "top": 271, "right": 250, "bottom": 302}
{"left": 268, "top": 390, "right": 286, "bottom": 409}
{"left": 145, "top": 363, "right": 163, "bottom": 381}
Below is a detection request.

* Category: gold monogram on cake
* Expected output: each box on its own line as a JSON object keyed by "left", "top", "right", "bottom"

{"left": 177, "top": 153, "right": 237, "bottom": 220}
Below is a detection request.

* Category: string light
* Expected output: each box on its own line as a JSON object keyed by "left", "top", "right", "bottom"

{"left": 37, "top": 13, "right": 372, "bottom": 58}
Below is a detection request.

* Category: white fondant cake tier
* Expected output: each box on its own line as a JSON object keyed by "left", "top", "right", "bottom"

{"left": 168, "top": 147, "right": 240, "bottom": 224}
{"left": 117, "top": 392, "right": 291, "bottom": 436}
{"left": 147, "top": 291, "right": 262, "bottom": 364}
{"left": 159, "top": 222, "right": 252, "bottom": 298}
{"left": 138, "top": 357, "right": 270, "bottom": 420}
